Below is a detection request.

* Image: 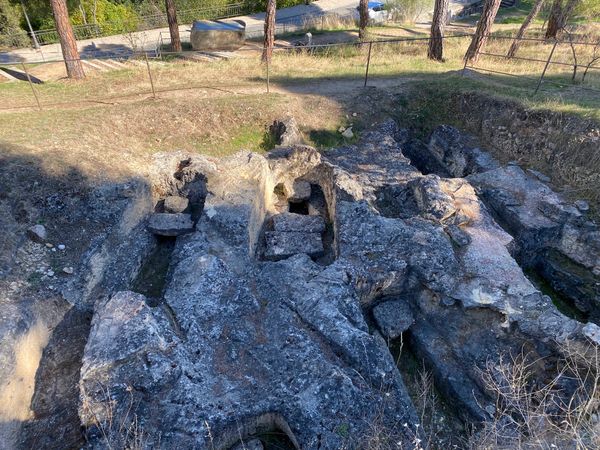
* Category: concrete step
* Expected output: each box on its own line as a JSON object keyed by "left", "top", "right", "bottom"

{"left": 0, "top": 68, "right": 19, "bottom": 82}
{"left": 81, "top": 59, "right": 108, "bottom": 71}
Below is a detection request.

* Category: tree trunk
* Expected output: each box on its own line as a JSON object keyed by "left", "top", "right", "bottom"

{"left": 50, "top": 0, "right": 85, "bottom": 80}
{"left": 165, "top": 0, "right": 181, "bottom": 52}
{"left": 545, "top": 0, "right": 563, "bottom": 38}
{"left": 546, "top": 0, "right": 579, "bottom": 38}
{"left": 428, "top": 0, "right": 449, "bottom": 60}
{"left": 507, "top": 0, "right": 544, "bottom": 58}
{"left": 262, "top": 0, "right": 276, "bottom": 63}
{"left": 359, "top": 0, "right": 368, "bottom": 40}
{"left": 464, "top": 0, "right": 502, "bottom": 64}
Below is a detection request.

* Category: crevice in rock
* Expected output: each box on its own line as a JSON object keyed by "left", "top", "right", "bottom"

{"left": 215, "top": 412, "right": 300, "bottom": 450}
{"left": 528, "top": 254, "right": 590, "bottom": 323}
{"left": 130, "top": 235, "right": 176, "bottom": 307}
{"left": 388, "top": 332, "right": 466, "bottom": 447}
{"left": 288, "top": 200, "right": 309, "bottom": 215}
{"left": 15, "top": 307, "right": 91, "bottom": 450}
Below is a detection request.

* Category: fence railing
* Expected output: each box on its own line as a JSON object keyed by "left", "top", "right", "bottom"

{"left": 0, "top": 3, "right": 249, "bottom": 48}
{"left": 0, "top": 32, "right": 598, "bottom": 112}
{"left": 464, "top": 34, "right": 600, "bottom": 94}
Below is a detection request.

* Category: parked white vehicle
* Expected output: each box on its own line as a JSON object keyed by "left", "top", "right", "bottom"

{"left": 354, "top": 1, "right": 390, "bottom": 24}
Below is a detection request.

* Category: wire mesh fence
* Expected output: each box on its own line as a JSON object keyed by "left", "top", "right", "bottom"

{"left": 464, "top": 34, "right": 600, "bottom": 94}
{"left": 0, "top": 32, "right": 599, "bottom": 112}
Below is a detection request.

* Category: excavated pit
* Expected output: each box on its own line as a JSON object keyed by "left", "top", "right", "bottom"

{"left": 259, "top": 179, "right": 335, "bottom": 264}
{"left": 9, "top": 119, "right": 600, "bottom": 450}
{"left": 131, "top": 235, "right": 176, "bottom": 307}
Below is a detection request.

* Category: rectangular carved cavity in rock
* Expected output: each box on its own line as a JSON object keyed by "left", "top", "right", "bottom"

{"left": 400, "top": 125, "right": 499, "bottom": 179}
{"left": 131, "top": 235, "right": 177, "bottom": 307}
{"left": 263, "top": 211, "right": 327, "bottom": 260}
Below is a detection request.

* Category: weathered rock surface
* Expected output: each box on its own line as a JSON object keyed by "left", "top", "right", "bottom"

{"left": 26, "top": 224, "right": 47, "bottom": 243}
{"left": 468, "top": 165, "right": 600, "bottom": 321}
{"left": 271, "top": 212, "right": 325, "bottom": 233}
{"left": 269, "top": 117, "right": 303, "bottom": 147}
{"left": 264, "top": 231, "right": 324, "bottom": 260}
{"left": 147, "top": 212, "right": 195, "bottom": 236}
{"left": 163, "top": 195, "right": 189, "bottom": 213}
{"left": 78, "top": 120, "right": 600, "bottom": 450}
{"left": 373, "top": 299, "right": 414, "bottom": 339}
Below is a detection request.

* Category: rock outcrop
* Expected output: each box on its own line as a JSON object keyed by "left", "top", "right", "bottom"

{"left": 78, "top": 121, "right": 600, "bottom": 450}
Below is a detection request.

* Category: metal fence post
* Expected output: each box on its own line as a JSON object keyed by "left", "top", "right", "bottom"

{"left": 21, "top": 62, "right": 41, "bottom": 110}
{"left": 364, "top": 41, "right": 372, "bottom": 88}
{"left": 535, "top": 40, "right": 558, "bottom": 95}
{"left": 144, "top": 53, "right": 157, "bottom": 99}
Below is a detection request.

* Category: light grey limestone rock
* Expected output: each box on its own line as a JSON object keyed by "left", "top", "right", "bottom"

{"left": 264, "top": 231, "right": 323, "bottom": 260}
{"left": 269, "top": 116, "right": 303, "bottom": 147}
{"left": 286, "top": 179, "right": 311, "bottom": 203}
{"left": 271, "top": 212, "right": 325, "bottom": 233}
{"left": 79, "top": 121, "right": 599, "bottom": 450}
{"left": 27, "top": 224, "right": 47, "bottom": 243}
{"left": 147, "top": 213, "right": 194, "bottom": 236}
{"left": 163, "top": 195, "right": 189, "bottom": 213}
{"left": 373, "top": 299, "right": 414, "bottom": 339}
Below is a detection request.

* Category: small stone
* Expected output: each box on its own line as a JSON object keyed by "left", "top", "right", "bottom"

{"left": 446, "top": 225, "right": 471, "bottom": 247}
{"left": 63, "top": 267, "right": 74, "bottom": 275}
{"left": 342, "top": 127, "right": 354, "bottom": 139}
{"left": 147, "top": 213, "right": 195, "bottom": 237}
{"left": 575, "top": 200, "right": 589, "bottom": 212}
{"left": 27, "top": 224, "right": 47, "bottom": 243}
{"left": 205, "top": 207, "right": 217, "bottom": 219}
{"left": 47, "top": 270, "right": 54, "bottom": 277}
{"left": 582, "top": 323, "right": 600, "bottom": 345}
{"left": 338, "top": 126, "right": 346, "bottom": 133}
{"left": 269, "top": 117, "right": 303, "bottom": 146}
{"left": 58, "top": 244, "right": 66, "bottom": 251}
{"left": 51, "top": 247, "right": 56, "bottom": 252}
{"left": 593, "top": 266, "right": 600, "bottom": 277}
{"left": 164, "top": 196, "right": 189, "bottom": 214}
{"left": 352, "top": 112, "right": 357, "bottom": 117}
{"left": 485, "top": 405, "right": 496, "bottom": 415}
{"left": 45, "top": 243, "right": 53, "bottom": 248}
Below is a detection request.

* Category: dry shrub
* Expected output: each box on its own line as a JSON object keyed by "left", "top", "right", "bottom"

{"left": 80, "top": 383, "right": 147, "bottom": 450}
{"left": 471, "top": 342, "right": 600, "bottom": 450}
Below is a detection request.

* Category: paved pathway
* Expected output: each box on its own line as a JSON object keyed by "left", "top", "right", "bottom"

{"left": 0, "top": 0, "right": 358, "bottom": 64}
{"left": 0, "top": 0, "right": 481, "bottom": 65}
